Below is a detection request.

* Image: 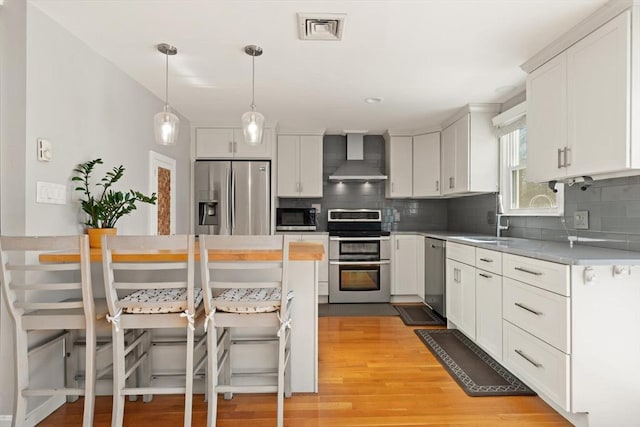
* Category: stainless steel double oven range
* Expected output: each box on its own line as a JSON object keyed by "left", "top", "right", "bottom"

{"left": 328, "top": 209, "right": 391, "bottom": 303}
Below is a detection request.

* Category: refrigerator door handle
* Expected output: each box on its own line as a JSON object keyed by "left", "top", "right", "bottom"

{"left": 231, "top": 167, "right": 236, "bottom": 235}
{"left": 226, "top": 166, "right": 232, "bottom": 235}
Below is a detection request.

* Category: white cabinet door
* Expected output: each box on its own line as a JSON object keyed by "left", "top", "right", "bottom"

{"left": 277, "top": 135, "right": 301, "bottom": 197}
{"left": 446, "top": 259, "right": 463, "bottom": 328}
{"left": 413, "top": 132, "right": 440, "bottom": 197}
{"left": 392, "top": 235, "right": 419, "bottom": 295}
{"left": 446, "top": 257, "right": 476, "bottom": 339}
{"left": 196, "top": 128, "right": 273, "bottom": 159}
{"left": 458, "top": 261, "right": 476, "bottom": 340}
{"left": 298, "top": 135, "right": 323, "bottom": 197}
{"left": 441, "top": 115, "right": 470, "bottom": 195}
{"left": 386, "top": 136, "right": 413, "bottom": 198}
{"left": 234, "top": 128, "right": 273, "bottom": 158}
{"left": 277, "top": 134, "right": 323, "bottom": 198}
{"left": 567, "top": 10, "right": 631, "bottom": 177}
{"left": 476, "top": 268, "right": 502, "bottom": 361}
{"left": 195, "top": 128, "right": 235, "bottom": 158}
{"left": 526, "top": 54, "right": 568, "bottom": 183}
{"left": 527, "top": 11, "right": 634, "bottom": 183}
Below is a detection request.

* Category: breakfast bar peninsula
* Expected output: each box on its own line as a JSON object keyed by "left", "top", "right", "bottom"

{"left": 40, "top": 239, "right": 324, "bottom": 393}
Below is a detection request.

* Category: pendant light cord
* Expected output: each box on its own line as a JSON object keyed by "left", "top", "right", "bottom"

{"left": 251, "top": 54, "right": 256, "bottom": 111}
{"left": 165, "top": 51, "right": 170, "bottom": 106}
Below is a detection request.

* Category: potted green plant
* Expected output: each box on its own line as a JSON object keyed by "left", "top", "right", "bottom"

{"left": 72, "top": 158, "right": 157, "bottom": 248}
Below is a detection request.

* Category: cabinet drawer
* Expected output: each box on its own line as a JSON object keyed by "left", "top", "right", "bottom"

{"left": 475, "top": 248, "right": 502, "bottom": 274}
{"left": 446, "top": 242, "right": 475, "bottom": 265}
{"left": 503, "top": 278, "right": 569, "bottom": 353}
{"left": 503, "top": 321, "right": 570, "bottom": 411}
{"left": 503, "top": 253, "right": 569, "bottom": 296}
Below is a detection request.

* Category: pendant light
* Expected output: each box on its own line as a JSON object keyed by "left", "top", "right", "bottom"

{"left": 154, "top": 43, "right": 180, "bottom": 145}
{"left": 241, "top": 45, "right": 265, "bottom": 146}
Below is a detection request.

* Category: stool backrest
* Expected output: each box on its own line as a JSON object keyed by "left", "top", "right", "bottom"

{"left": 0, "top": 235, "right": 93, "bottom": 322}
{"left": 199, "top": 235, "right": 290, "bottom": 314}
{"left": 101, "top": 235, "right": 195, "bottom": 316}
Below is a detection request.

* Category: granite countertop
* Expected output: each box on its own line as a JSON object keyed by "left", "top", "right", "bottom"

{"left": 391, "top": 231, "right": 640, "bottom": 265}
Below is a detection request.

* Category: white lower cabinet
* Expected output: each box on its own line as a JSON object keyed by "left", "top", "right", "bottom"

{"left": 391, "top": 234, "right": 424, "bottom": 297}
{"left": 503, "top": 321, "right": 570, "bottom": 409}
{"left": 500, "top": 254, "right": 572, "bottom": 412}
{"left": 475, "top": 268, "right": 502, "bottom": 361}
{"left": 446, "top": 243, "right": 477, "bottom": 340}
{"left": 503, "top": 277, "right": 569, "bottom": 353}
{"left": 447, "top": 239, "right": 640, "bottom": 424}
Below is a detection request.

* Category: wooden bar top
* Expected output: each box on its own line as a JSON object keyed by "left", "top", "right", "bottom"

{"left": 39, "top": 241, "right": 324, "bottom": 263}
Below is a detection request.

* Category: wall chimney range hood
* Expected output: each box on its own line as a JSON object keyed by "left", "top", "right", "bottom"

{"left": 328, "top": 133, "right": 388, "bottom": 182}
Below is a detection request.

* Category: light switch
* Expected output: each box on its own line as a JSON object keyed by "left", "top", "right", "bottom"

{"left": 574, "top": 210, "right": 589, "bottom": 230}
{"left": 36, "top": 181, "right": 66, "bottom": 205}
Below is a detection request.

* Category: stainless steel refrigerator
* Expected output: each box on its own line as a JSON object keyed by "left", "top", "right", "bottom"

{"left": 194, "top": 160, "right": 271, "bottom": 235}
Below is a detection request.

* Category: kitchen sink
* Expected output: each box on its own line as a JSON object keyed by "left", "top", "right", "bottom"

{"left": 453, "top": 236, "right": 514, "bottom": 244}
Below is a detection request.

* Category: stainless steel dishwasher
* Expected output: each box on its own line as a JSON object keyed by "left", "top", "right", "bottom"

{"left": 424, "top": 237, "right": 446, "bottom": 318}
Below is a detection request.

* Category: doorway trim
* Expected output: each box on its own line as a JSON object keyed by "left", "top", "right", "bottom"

{"left": 148, "top": 151, "right": 176, "bottom": 235}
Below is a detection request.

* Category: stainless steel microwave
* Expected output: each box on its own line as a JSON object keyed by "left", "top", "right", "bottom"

{"left": 276, "top": 208, "right": 317, "bottom": 231}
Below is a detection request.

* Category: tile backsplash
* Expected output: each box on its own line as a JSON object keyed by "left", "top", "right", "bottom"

{"left": 279, "top": 135, "right": 640, "bottom": 252}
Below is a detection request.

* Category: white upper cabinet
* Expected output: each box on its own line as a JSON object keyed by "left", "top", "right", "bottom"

{"left": 526, "top": 53, "right": 568, "bottom": 183}
{"left": 195, "top": 127, "right": 273, "bottom": 159}
{"left": 413, "top": 132, "right": 441, "bottom": 197}
{"left": 527, "top": 10, "right": 637, "bottom": 182}
{"left": 385, "top": 135, "right": 413, "bottom": 198}
{"left": 440, "top": 107, "right": 499, "bottom": 196}
{"left": 277, "top": 134, "right": 323, "bottom": 198}
{"left": 384, "top": 132, "right": 441, "bottom": 198}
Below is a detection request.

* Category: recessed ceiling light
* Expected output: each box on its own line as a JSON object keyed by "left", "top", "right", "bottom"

{"left": 364, "top": 97, "right": 383, "bottom": 104}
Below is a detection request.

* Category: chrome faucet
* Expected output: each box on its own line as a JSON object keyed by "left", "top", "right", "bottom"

{"left": 496, "top": 214, "right": 510, "bottom": 237}
{"left": 496, "top": 194, "right": 509, "bottom": 237}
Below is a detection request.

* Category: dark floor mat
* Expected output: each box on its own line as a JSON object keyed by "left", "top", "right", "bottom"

{"left": 415, "top": 329, "right": 536, "bottom": 397}
{"left": 394, "top": 304, "right": 446, "bottom": 326}
{"left": 318, "top": 303, "right": 399, "bottom": 317}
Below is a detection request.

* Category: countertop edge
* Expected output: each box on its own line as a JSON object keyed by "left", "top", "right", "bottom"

{"left": 390, "top": 231, "right": 640, "bottom": 265}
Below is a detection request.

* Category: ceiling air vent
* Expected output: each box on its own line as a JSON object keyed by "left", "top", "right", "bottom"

{"left": 297, "top": 13, "right": 346, "bottom": 41}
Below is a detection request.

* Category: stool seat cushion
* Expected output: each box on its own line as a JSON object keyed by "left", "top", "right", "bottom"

{"left": 122, "top": 288, "right": 203, "bottom": 314}
{"left": 213, "top": 288, "right": 293, "bottom": 313}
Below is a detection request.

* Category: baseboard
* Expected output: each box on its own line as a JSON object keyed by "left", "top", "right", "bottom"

{"left": 0, "top": 415, "right": 12, "bottom": 427}
{"left": 390, "top": 295, "right": 422, "bottom": 304}
{"left": 25, "top": 395, "right": 65, "bottom": 427}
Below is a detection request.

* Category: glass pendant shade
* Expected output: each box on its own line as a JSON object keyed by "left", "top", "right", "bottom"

{"left": 154, "top": 43, "right": 179, "bottom": 146}
{"left": 154, "top": 105, "right": 180, "bottom": 145}
{"left": 241, "top": 109, "right": 264, "bottom": 146}
{"left": 242, "top": 45, "right": 265, "bottom": 146}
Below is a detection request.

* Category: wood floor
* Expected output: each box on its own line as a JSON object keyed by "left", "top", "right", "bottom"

{"left": 39, "top": 315, "right": 570, "bottom": 426}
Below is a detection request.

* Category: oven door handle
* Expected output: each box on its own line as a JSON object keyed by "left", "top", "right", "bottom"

{"left": 329, "top": 237, "right": 390, "bottom": 241}
{"left": 329, "top": 260, "right": 391, "bottom": 265}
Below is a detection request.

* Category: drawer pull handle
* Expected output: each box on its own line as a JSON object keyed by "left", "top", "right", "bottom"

{"left": 479, "top": 258, "right": 493, "bottom": 263}
{"left": 478, "top": 272, "right": 492, "bottom": 279}
{"left": 514, "top": 266, "right": 543, "bottom": 276}
{"left": 514, "top": 302, "right": 542, "bottom": 316}
{"left": 515, "top": 349, "right": 542, "bottom": 368}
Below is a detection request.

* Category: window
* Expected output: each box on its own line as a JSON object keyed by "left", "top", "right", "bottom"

{"left": 496, "top": 103, "right": 563, "bottom": 216}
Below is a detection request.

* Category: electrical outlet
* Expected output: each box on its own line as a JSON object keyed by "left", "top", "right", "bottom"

{"left": 311, "top": 203, "right": 321, "bottom": 214}
{"left": 574, "top": 210, "right": 589, "bottom": 230}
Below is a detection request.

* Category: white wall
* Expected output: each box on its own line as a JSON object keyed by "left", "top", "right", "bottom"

{"left": 0, "top": 2, "right": 192, "bottom": 422}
